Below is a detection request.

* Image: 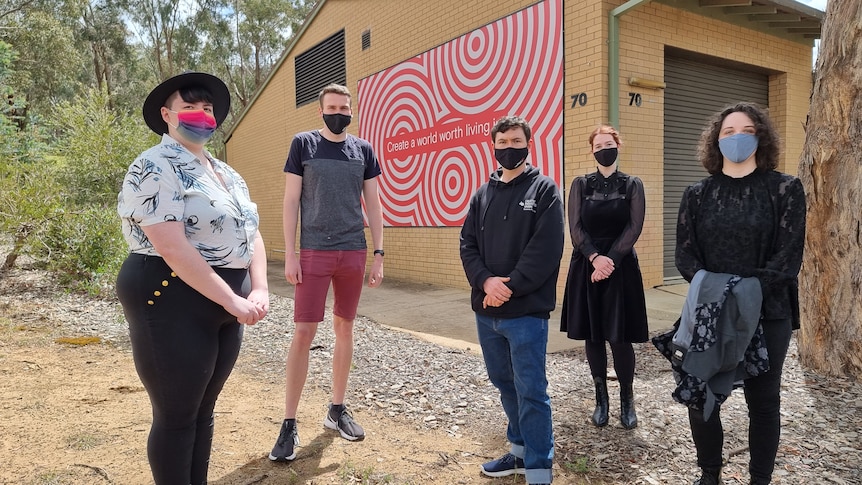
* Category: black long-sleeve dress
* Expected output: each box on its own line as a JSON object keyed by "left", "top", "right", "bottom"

{"left": 561, "top": 170, "right": 649, "bottom": 343}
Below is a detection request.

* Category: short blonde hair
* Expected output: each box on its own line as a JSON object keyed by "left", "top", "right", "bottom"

{"left": 318, "top": 84, "right": 351, "bottom": 107}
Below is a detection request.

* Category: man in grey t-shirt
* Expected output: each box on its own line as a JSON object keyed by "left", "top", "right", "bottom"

{"left": 270, "top": 84, "right": 384, "bottom": 462}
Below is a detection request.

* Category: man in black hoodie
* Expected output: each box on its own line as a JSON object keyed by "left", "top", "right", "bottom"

{"left": 460, "top": 116, "right": 564, "bottom": 485}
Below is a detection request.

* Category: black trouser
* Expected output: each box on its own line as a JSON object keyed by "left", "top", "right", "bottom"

{"left": 585, "top": 340, "right": 636, "bottom": 384}
{"left": 117, "top": 254, "right": 249, "bottom": 485}
{"left": 688, "top": 318, "right": 792, "bottom": 484}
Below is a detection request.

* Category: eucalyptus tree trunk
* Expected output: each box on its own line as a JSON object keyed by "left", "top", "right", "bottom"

{"left": 797, "top": 0, "right": 862, "bottom": 377}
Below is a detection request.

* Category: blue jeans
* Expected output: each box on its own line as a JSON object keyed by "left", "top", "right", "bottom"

{"left": 476, "top": 314, "right": 554, "bottom": 484}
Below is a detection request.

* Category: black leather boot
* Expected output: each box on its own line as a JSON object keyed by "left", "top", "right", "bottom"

{"left": 693, "top": 467, "right": 721, "bottom": 485}
{"left": 591, "top": 376, "right": 609, "bottom": 427}
{"left": 619, "top": 382, "right": 638, "bottom": 429}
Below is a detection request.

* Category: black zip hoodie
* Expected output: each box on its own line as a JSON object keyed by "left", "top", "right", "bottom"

{"left": 460, "top": 165, "right": 565, "bottom": 319}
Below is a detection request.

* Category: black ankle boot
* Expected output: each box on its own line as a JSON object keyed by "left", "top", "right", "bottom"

{"left": 693, "top": 467, "right": 721, "bottom": 485}
{"left": 591, "top": 376, "right": 609, "bottom": 427}
{"left": 620, "top": 382, "right": 637, "bottom": 429}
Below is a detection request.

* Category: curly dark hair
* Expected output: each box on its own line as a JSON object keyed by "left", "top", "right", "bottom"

{"left": 697, "top": 102, "right": 780, "bottom": 175}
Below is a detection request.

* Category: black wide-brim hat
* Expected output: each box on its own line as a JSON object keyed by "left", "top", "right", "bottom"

{"left": 142, "top": 71, "right": 231, "bottom": 135}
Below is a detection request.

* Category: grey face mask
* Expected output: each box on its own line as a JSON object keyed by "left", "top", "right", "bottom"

{"left": 718, "top": 133, "right": 758, "bottom": 164}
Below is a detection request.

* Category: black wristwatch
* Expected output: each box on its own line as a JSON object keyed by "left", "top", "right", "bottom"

{"left": 373, "top": 249, "right": 385, "bottom": 257}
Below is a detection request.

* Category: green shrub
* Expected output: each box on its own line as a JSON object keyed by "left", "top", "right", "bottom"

{"left": 39, "top": 206, "right": 126, "bottom": 296}
{"left": 50, "top": 87, "right": 153, "bottom": 207}
{"left": 0, "top": 160, "right": 61, "bottom": 270}
{"left": 0, "top": 86, "right": 149, "bottom": 295}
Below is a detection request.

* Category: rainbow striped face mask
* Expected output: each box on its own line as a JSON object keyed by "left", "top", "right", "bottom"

{"left": 168, "top": 109, "right": 217, "bottom": 144}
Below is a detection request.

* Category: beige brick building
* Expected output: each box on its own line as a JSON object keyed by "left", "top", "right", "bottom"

{"left": 225, "top": 0, "right": 821, "bottom": 295}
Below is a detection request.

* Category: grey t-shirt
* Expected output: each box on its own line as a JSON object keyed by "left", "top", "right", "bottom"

{"left": 284, "top": 130, "right": 381, "bottom": 250}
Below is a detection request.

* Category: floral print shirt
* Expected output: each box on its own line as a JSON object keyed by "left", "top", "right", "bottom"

{"left": 117, "top": 134, "right": 260, "bottom": 269}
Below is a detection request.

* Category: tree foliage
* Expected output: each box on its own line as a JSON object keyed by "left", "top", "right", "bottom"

{"left": 2, "top": 9, "right": 82, "bottom": 117}
{"left": 0, "top": 0, "right": 314, "bottom": 292}
{"left": 1, "top": 85, "right": 151, "bottom": 292}
{"left": 50, "top": 86, "right": 154, "bottom": 207}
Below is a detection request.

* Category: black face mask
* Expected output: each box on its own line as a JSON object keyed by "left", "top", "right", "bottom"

{"left": 323, "top": 113, "right": 352, "bottom": 134}
{"left": 494, "top": 147, "right": 529, "bottom": 170}
{"left": 593, "top": 147, "right": 618, "bottom": 167}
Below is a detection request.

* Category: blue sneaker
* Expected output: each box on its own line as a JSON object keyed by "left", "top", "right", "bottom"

{"left": 480, "top": 453, "right": 526, "bottom": 477}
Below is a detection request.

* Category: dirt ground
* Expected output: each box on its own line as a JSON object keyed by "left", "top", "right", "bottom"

{"left": 0, "top": 318, "right": 528, "bottom": 485}
{"left": 0, "top": 314, "right": 541, "bottom": 485}
{"left": 6, "top": 263, "right": 860, "bottom": 485}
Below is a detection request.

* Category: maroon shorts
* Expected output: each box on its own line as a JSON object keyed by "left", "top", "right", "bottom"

{"left": 293, "top": 249, "right": 367, "bottom": 322}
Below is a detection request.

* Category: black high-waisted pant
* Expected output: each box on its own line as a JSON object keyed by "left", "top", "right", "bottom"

{"left": 688, "top": 318, "right": 793, "bottom": 484}
{"left": 116, "top": 254, "right": 249, "bottom": 485}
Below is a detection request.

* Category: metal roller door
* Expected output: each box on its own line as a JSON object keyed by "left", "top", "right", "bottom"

{"left": 662, "top": 54, "right": 769, "bottom": 281}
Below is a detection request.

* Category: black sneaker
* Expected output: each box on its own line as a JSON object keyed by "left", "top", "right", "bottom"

{"left": 269, "top": 419, "right": 299, "bottom": 461}
{"left": 480, "top": 453, "right": 526, "bottom": 477}
{"left": 323, "top": 403, "right": 365, "bottom": 441}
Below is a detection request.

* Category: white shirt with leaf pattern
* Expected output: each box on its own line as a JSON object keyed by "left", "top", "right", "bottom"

{"left": 117, "top": 134, "right": 259, "bottom": 269}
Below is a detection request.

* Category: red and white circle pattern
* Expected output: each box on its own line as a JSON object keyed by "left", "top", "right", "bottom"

{"left": 359, "top": 0, "right": 563, "bottom": 226}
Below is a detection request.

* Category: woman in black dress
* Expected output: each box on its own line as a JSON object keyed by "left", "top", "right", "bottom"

{"left": 561, "top": 125, "right": 648, "bottom": 429}
{"left": 675, "top": 103, "right": 805, "bottom": 485}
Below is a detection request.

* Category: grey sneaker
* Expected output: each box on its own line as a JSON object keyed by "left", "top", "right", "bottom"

{"left": 323, "top": 403, "right": 365, "bottom": 441}
{"left": 269, "top": 419, "right": 299, "bottom": 461}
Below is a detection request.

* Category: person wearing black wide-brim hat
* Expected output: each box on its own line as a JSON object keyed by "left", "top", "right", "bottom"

{"left": 116, "top": 71, "right": 270, "bottom": 485}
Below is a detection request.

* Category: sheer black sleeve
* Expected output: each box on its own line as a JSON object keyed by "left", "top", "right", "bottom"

{"left": 567, "top": 177, "right": 599, "bottom": 258}
{"left": 607, "top": 176, "right": 646, "bottom": 265}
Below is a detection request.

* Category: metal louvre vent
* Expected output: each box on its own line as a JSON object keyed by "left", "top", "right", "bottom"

{"left": 295, "top": 29, "right": 347, "bottom": 108}
{"left": 361, "top": 29, "right": 371, "bottom": 50}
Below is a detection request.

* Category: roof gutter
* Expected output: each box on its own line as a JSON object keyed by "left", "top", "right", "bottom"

{"left": 608, "top": 0, "right": 652, "bottom": 128}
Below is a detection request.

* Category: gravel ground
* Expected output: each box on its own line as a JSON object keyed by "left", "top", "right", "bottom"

{"left": 5, "top": 266, "right": 862, "bottom": 484}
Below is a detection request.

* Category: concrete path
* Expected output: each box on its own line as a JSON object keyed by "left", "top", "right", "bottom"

{"left": 266, "top": 261, "right": 688, "bottom": 354}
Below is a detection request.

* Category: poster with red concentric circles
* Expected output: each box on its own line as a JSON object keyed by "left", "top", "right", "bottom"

{"left": 358, "top": 0, "right": 563, "bottom": 227}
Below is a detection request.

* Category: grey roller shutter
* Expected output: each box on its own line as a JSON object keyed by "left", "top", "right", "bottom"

{"left": 662, "top": 55, "right": 768, "bottom": 281}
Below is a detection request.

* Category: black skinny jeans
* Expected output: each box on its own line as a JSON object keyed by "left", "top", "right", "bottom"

{"left": 117, "top": 254, "right": 249, "bottom": 485}
{"left": 688, "top": 318, "right": 793, "bottom": 483}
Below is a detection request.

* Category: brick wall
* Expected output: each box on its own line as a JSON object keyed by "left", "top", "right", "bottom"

{"left": 226, "top": 0, "right": 814, "bottom": 294}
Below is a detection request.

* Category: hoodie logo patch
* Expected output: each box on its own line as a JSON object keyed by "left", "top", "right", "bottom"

{"left": 520, "top": 199, "right": 537, "bottom": 212}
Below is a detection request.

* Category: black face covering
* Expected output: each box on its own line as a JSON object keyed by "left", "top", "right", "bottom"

{"left": 323, "top": 113, "right": 352, "bottom": 134}
{"left": 593, "top": 147, "right": 618, "bottom": 167}
{"left": 494, "top": 147, "right": 529, "bottom": 170}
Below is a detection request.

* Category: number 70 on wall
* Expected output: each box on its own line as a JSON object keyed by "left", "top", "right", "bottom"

{"left": 569, "top": 92, "right": 644, "bottom": 108}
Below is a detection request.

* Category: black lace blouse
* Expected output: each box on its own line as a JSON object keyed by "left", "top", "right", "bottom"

{"left": 675, "top": 170, "right": 806, "bottom": 328}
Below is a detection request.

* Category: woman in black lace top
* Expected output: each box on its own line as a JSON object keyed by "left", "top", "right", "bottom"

{"left": 676, "top": 103, "right": 806, "bottom": 485}
{"left": 561, "top": 125, "right": 649, "bottom": 430}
